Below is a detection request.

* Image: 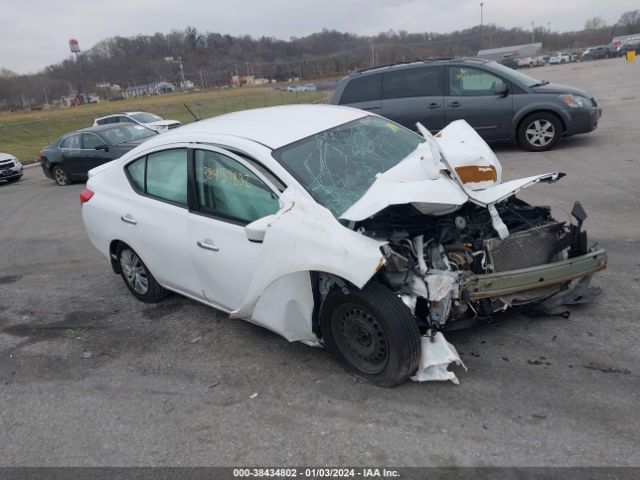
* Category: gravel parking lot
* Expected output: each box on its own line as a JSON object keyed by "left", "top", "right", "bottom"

{"left": 0, "top": 57, "right": 638, "bottom": 467}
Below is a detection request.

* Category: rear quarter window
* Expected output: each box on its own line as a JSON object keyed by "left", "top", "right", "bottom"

{"left": 339, "top": 75, "right": 382, "bottom": 104}
{"left": 383, "top": 66, "right": 443, "bottom": 99}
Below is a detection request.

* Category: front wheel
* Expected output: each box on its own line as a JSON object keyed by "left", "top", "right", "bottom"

{"left": 517, "top": 112, "right": 562, "bottom": 152}
{"left": 320, "top": 281, "right": 420, "bottom": 387}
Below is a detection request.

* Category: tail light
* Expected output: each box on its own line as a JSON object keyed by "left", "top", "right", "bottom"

{"left": 80, "top": 189, "right": 94, "bottom": 206}
{"left": 38, "top": 149, "right": 44, "bottom": 158}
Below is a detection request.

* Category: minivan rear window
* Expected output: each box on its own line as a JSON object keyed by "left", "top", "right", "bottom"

{"left": 383, "top": 66, "right": 444, "bottom": 99}
{"left": 339, "top": 75, "right": 382, "bottom": 104}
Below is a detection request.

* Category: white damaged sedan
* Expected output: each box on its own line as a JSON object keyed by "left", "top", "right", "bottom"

{"left": 81, "top": 105, "right": 607, "bottom": 387}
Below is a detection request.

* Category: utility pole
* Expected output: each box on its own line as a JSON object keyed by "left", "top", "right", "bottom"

{"left": 531, "top": 22, "right": 535, "bottom": 43}
{"left": 178, "top": 56, "right": 186, "bottom": 92}
{"left": 480, "top": 3, "right": 484, "bottom": 49}
{"left": 199, "top": 70, "right": 204, "bottom": 90}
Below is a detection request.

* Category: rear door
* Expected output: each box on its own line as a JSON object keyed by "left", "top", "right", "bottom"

{"left": 120, "top": 147, "right": 197, "bottom": 295}
{"left": 444, "top": 65, "right": 513, "bottom": 141}
{"left": 58, "top": 133, "right": 84, "bottom": 178}
{"left": 337, "top": 74, "right": 383, "bottom": 114}
{"left": 381, "top": 65, "right": 445, "bottom": 132}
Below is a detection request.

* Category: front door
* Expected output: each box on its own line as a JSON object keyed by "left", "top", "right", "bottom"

{"left": 188, "top": 147, "right": 281, "bottom": 311}
{"left": 81, "top": 133, "right": 113, "bottom": 174}
{"left": 445, "top": 65, "right": 513, "bottom": 141}
{"left": 58, "top": 133, "right": 84, "bottom": 179}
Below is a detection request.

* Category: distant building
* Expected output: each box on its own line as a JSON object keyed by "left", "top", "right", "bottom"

{"left": 230, "top": 75, "right": 271, "bottom": 87}
{"left": 123, "top": 81, "right": 176, "bottom": 97}
{"left": 477, "top": 43, "right": 543, "bottom": 60}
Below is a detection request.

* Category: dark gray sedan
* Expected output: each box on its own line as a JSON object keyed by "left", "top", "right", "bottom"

{"left": 40, "top": 123, "right": 157, "bottom": 185}
{"left": 331, "top": 58, "right": 601, "bottom": 151}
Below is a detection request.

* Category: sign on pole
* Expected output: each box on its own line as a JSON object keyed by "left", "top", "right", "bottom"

{"left": 69, "top": 38, "right": 80, "bottom": 53}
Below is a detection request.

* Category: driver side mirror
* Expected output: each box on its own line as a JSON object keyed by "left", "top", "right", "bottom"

{"left": 95, "top": 144, "right": 110, "bottom": 152}
{"left": 494, "top": 82, "right": 509, "bottom": 96}
{"left": 245, "top": 214, "right": 276, "bottom": 243}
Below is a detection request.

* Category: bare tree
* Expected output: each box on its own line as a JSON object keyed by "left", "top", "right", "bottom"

{"left": 617, "top": 10, "right": 640, "bottom": 34}
{"left": 185, "top": 26, "right": 203, "bottom": 51}
{"left": 584, "top": 17, "right": 606, "bottom": 30}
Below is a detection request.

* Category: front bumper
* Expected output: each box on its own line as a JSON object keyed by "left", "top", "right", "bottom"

{"left": 566, "top": 106, "right": 601, "bottom": 135}
{"left": 0, "top": 163, "right": 23, "bottom": 180}
{"left": 463, "top": 248, "right": 607, "bottom": 300}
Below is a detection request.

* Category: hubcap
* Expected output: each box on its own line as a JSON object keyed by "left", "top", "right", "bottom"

{"left": 525, "top": 119, "right": 555, "bottom": 147}
{"left": 54, "top": 168, "right": 68, "bottom": 185}
{"left": 120, "top": 249, "right": 149, "bottom": 295}
{"left": 331, "top": 303, "right": 389, "bottom": 374}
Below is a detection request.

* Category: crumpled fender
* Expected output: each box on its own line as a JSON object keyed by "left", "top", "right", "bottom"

{"left": 231, "top": 188, "right": 386, "bottom": 321}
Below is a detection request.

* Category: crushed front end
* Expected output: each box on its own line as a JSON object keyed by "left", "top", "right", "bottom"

{"left": 359, "top": 196, "right": 606, "bottom": 333}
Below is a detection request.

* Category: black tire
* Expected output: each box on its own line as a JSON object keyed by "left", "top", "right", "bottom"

{"left": 320, "top": 280, "right": 420, "bottom": 387}
{"left": 52, "top": 165, "right": 71, "bottom": 186}
{"left": 517, "top": 112, "right": 562, "bottom": 152}
{"left": 116, "top": 243, "right": 169, "bottom": 303}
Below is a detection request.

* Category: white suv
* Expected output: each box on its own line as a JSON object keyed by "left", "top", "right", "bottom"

{"left": 549, "top": 52, "right": 570, "bottom": 64}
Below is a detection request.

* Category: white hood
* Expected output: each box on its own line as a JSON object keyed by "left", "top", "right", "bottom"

{"left": 339, "top": 120, "right": 563, "bottom": 228}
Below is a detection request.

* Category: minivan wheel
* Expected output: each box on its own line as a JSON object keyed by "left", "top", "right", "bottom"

{"left": 518, "top": 112, "right": 562, "bottom": 152}
{"left": 320, "top": 281, "right": 420, "bottom": 387}
{"left": 52, "top": 166, "right": 70, "bottom": 186}
{"left": 116, "top": 244, "right": 169, "bottom": 303}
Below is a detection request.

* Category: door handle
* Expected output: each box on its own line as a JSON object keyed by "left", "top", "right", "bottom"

{"left": 448, "top": 101, "right": 461, "bottom": 108}
{"left": 120, "top": 215, "right": 137, "bottom": 225}
{"left": 428, "top": 102, "right": 440, "bottom": 109}
{"left": 197, "top": 240, "right": 220, "bottom": 252}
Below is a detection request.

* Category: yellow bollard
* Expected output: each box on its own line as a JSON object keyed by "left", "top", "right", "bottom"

{"left": 627, "top": 51, "right": 636, "bottom": 63}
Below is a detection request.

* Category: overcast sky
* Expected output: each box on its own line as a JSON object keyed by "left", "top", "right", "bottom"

{"left": 1, "top": 0, "right": 636, "bottom": 73}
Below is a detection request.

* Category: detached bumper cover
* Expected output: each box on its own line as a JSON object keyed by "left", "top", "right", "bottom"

{"left": 464, "top": 249, "right": 607, "bottom": 300}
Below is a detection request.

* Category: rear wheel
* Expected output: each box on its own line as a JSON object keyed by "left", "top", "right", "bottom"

{"left": 517, "top": 112, "right": 562, "bottom": 152}
{"left": 117, "top": 243, "right": 169, "bottom": 303}
{"left": 52, "top": 166, "right": 70, "bottom": 186}
{"left": 320, "top": 281, "right": 420, "bottom": 387}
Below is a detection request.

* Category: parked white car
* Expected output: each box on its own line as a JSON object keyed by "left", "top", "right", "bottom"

{"left": 81, "top": 105, "right": 606, "bottom": 386}
{"left": 0, "top": 152, "right": 23, "bottom": 182}
{"left": 549, "top": 52, "right": 570, "bottom": 64}
{"left": 93, "top": 112, "right": 181, "bottom": 133}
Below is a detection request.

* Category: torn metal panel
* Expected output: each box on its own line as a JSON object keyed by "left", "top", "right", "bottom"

{"left": 249, "top": 271, "right": 319, "bottom": 344}
{"left": 410, "top": 333, "right": 467, "bottom": 384}
{"left": 232, "top": 187, "right": 386, "bottom": 322}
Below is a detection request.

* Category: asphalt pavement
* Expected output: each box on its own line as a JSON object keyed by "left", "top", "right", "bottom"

{"left": 0, "top": 57, "right": 638, "bottom": 467}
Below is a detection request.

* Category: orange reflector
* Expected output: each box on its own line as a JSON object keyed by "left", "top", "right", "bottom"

{"left": 455, "top": 165, "right": 497, "bottom": 184}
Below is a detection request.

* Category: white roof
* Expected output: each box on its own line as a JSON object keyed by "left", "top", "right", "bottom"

{"left": 159, "top": 104, "right": 368, "bottom": 150}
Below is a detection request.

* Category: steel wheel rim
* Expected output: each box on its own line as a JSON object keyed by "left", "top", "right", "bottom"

{"left": 120, "top": 249, "right": 149, "bottom": 295}
{"left": 525, "top": 119, "right": 555, "bottom": 147}
{"left": 54, "top": 168, "right": 68, "bottom": 185}
{"left": 331, "top": 303, "right": 389, "bottom": 374}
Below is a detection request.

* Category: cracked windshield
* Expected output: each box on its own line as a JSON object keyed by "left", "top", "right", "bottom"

{"left": 274, "top": 116, "right": 424, "bottom": 217}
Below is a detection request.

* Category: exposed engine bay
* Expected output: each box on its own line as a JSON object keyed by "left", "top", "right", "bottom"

{"left": 358, "top": 196, "right": 597, "bottom": 333}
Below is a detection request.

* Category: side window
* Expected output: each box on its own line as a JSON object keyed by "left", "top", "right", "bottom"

{"left": 339, "top": 74, "right": 382, "bottom": 104}
{"left": 82, "top": 133, "right": 104, "bottom": 149}
{"left": 448, "top": 67, "right": 505, "bottom": 96}
{"left": 96, "top": 118, "right": 106, "bottom": 125}
{"left": 126, "top": 156, "right": 146, "bottom": 191}
{"left": 59, "top": 134, "right": 81, "bottom": 149}
{"left": 146, "top": 149, "right": 188, "bottom": 206}
{"left": 195, "top": 149, "right": 280, "bottom": 224}
{"left": 383, "top": 66, "right": 444, "bottom": 99}
{"left": 119, "top": 116, "right": 134, "bottom": 123}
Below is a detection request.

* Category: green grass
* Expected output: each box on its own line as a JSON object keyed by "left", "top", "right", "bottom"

{"left": 0, "top": 86, "right": 332, "bottom": 163}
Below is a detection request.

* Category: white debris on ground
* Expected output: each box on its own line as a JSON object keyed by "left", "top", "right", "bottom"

{"left": 410, "top": 332, "right": 467, "bottom": 384}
